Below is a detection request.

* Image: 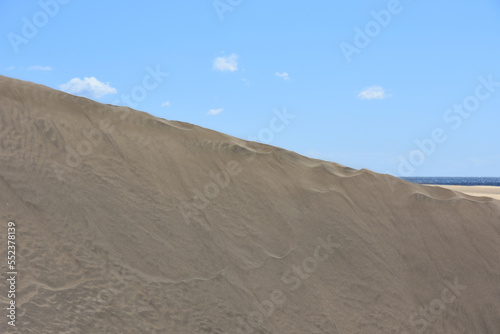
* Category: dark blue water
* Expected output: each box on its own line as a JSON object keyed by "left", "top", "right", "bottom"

{"left": 401, "top": 177, "right": 500, "bottom": 186}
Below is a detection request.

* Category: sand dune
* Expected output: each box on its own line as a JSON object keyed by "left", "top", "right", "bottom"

{"left": 438, "top": 185, "right": 500, "bottom": 201}
{"left": 1, "top": 75, "right": 499, "bottom": 333}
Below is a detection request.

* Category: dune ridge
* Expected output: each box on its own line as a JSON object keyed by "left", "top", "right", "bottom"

{"left": 0, "top": 75, "right": 499, "bottom": 333}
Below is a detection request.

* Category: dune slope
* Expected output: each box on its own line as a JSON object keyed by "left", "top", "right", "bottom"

{"left": 1, "top": 75, "right": 499, "bottom": 333}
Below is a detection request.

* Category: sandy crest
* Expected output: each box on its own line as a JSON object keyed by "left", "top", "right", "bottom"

{"left": 437, "top": 185, "right": 500, "bottom": 201}
{"left": 0, "top": 75, "right": 499, "bottom": 333}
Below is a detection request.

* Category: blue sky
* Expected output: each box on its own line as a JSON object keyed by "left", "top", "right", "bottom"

{"left": 1, "top": 0, "right": 500, "bottom": 176}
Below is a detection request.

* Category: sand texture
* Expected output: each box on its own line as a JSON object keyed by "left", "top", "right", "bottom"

{"left": 438, "top": 185, "right": 500, "bottom": 201}
{"left": 1, "top": 75, "right": 499, "bottom": 333}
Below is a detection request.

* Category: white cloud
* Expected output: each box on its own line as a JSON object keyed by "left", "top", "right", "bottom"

{"left": 161, "top": 101, "right": 171, "bottom": 107}
{"left": 207, "top": 108, "right": 223, "bottom": 115}
{"left": 59, "top": 77, "right": 117, "bottom": 98}
{"left": 5, "top": 66, "right": 15, "bottom": 71}
{"left": 275, "top": 72, "right": 290, "bottom": 81}
{"left": 213, "top": 54, "right": 238, "bottom": 72}
{"left": 357, "top": 86, "right": 390, "bottom": 100}
{"left": 29, "top": 65, "right": 53, "bottom": 71}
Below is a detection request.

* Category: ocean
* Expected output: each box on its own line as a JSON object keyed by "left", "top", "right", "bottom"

{"left": 401, "top": 177, "right": 500, "bottom": 186}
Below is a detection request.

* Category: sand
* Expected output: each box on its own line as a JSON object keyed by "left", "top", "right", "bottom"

{"left": 437, "top": 185, "right": 500, "bottom": 201}
{"left": 0, "top": 75, "right": 499, "bottom": 333}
